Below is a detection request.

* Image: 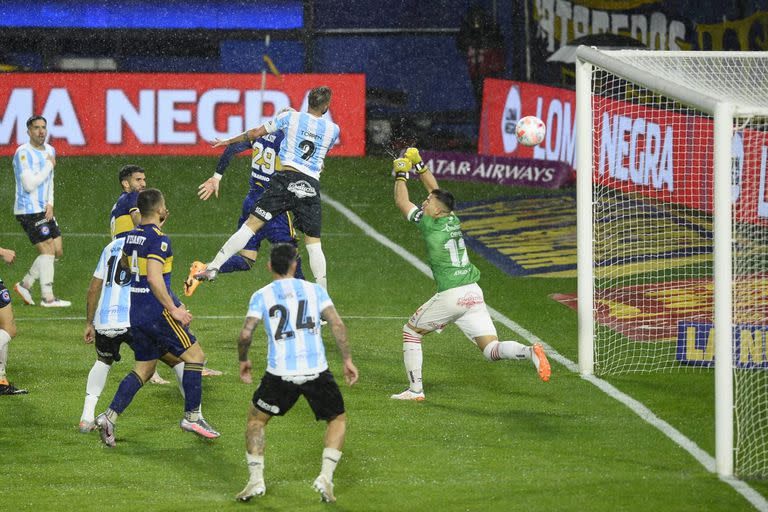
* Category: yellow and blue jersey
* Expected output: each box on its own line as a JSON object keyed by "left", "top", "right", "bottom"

{"left": 122, "top": 224, "right": 177, "bottom": 322}
{"left": 216, "top": 132, "right": 285, "bottom": 191}
{"left": 110, "top": 191, "right": 139, "bottom": 239}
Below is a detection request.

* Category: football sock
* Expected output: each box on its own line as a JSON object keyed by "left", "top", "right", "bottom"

{"left": 210, "top": 224, "right": 254, "bottom": 270}
{"left": 38, "top": 254, "right": 55, "bottom": 301}
{"left": 182, "top": 362, "right": 204, "bottom": 418}
{"left": 246, "top": 453, "right": 265, "bottom": 482}
{"left": 320, "top": 447, "right": 342, "bottom": 481}
{"left": 109, "top": 370, "right": 145, "bottom": 415}
{"left": 22, "top": 255, "right": 42, "bottom": 289}
{"left": 172, "top": 362, "right": 185, "bottom": 398}
{"left": 306, "top": 242, "right": 327, "bottom": 289}
{"left": 482, "top": 340, "right": 530, "bottom": 362}
{"left": 0, "top": 329, "right": 10, "bottom": 380}
{"left": 402, "top": 325, "right": 423, "bottom": 393}
{"left": 220, "top": 254, "right": 254, "bottom": 273}
{"left": 82, "top": 360, "right": 111, "bottom": 422}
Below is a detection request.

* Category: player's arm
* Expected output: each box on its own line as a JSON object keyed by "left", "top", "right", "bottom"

{"left": 393, "top": 158, "right": 416, "bottom": 218}
{"left": 198, "top": 140, "right": 253, "bottom": 200}
{"left": 237, "top": 316, "right": 260, "bottom": 384}
{"left": 146, "top": 258, "right": 192, "bottom": 326}
{"left": 84, "top": 276, "right": 103, "bottom": 343}
{"left": 405, "top": 147, "right": 439, "bottom": 193}
{"left": 211, "top": 126, "right": 268, "bottom": 148}
{"left": 321, "top": 305, "right": 358, "bottom": 386}
{"left": 18, "top": 151, "right": 54, "bottom": 193}
{"left": 0, "top": 247, "right": 15, "bottom": 265}
{"left": 129, "top": 208, "right": 141, "bottom": 227}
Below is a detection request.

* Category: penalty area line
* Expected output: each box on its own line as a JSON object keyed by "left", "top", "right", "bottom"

{"left": 321, "top": 192, "right": 768, "bottom": 512}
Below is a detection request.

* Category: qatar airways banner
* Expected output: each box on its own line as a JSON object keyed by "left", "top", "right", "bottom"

{"left": 0, "top": 73, "right": 365, "bottom": 156}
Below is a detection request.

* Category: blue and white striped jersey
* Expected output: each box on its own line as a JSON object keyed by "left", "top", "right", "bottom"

{"left": 92, "top": 238, "right": 132, "bottom": 331}
{"left": 247, "top": 278, "right": 333, "bottom": 376}
{"left": 265, "top": 110, "right": 339, "bottom": 180}
{"left": 13, "top": 142, "right": 56, "bottom": 215}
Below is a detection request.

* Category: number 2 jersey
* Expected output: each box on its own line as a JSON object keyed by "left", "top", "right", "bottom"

{"left": 264, "top": 110, "right": 340, "bottom": 180}
{"left": 92, "top": 238, "right": 132, "bottom": 331}
{"left": 121, "top": 223, "right": 178, "bottom": 322}
{"left": 246, "top": 277, "right": 333, "bottom": 376}
{"left": 407, "top": 206, "right": 481, "bottom": 292}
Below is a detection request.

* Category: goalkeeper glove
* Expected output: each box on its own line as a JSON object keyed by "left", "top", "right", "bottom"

{"left": 405, "top": 147, "right": 427, "bottom": 174}
{"left": 393, "top": 158, "right": 412, "bottom": 181}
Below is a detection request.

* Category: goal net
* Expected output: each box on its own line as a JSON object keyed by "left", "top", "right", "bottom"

{"left": 576, "top": 49, "right": 768, "bottom": 478}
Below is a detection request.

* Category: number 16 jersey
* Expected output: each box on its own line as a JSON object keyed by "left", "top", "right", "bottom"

{"left": 92, "top": 238, "right": 132, "bottom": 331}
{"left": 246, "top": 278, "right": 333, "bottom": 376}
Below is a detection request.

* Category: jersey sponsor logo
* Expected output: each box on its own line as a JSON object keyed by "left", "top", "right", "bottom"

{"left": 130, "top": 286, "right": 151, "bottom": 293}
{"left": 254, "top": 206, "right": 273, "bottom": 221}
{"left": 257, "top": 398, "right": 280, "bottom": 415}
{"left": 287, "top": 180, "right": 317, "bottom": 198}
{"left": 457, "top": 293, "right": 484, "bottom": 309}
{"left": 34, "top": 218, "right": 49, "bottom": 227}
{"left": 160, "top": 241, "right": 168, "bottom": 252}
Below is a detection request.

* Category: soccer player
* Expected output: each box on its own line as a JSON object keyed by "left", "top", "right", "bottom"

{"left": 95, "top": 189, "right": 219, "bottom": 447}
{"left": 388, "top": 149, "right": 551, "bottom": 401}
{"left": 184, "top": 129, "right": 304, "bottom": 297}
{"left": 195, "top": 86, "right": 339, "bottom": 292}
{"left": 0, "top": 246, "right": 27, "bottom": 395}
{"left": 12, "top": 115, "right": 70, "bottom": 307}
{"left": 79, "top": 235, "right": 188, "bottom": 433}
{"left": 235, "top": 243, "right": 358, "bottom": 504}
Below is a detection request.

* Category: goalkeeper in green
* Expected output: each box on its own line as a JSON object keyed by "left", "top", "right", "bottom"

{"left": 389, "top": 148, "right": 551, "bottom": 401}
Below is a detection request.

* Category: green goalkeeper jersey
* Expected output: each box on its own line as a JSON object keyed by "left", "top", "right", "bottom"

{"left": 408, "top": 206, "right": 481, "bottom": 292}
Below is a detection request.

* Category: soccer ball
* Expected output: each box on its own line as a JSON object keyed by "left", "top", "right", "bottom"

{"left": 515, "top": 116, "right": 546, "bottom": 147}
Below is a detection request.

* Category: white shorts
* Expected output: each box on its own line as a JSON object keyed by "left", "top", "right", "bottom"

{"left": 409, "top": 283, "right": 497, "bottom": 341}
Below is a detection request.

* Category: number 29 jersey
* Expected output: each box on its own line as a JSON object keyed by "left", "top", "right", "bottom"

{"left": 408, "top": 206, "right": 481, "bottom": 292}
{"left": 246, "top": 278, "right": 333, "bottom": 376}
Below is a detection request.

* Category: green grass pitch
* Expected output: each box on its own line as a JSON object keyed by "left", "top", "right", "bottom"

{"left": 0, "top": 155, "right": 765, "bottom": 510}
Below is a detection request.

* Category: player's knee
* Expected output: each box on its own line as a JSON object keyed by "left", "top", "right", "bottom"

{"left": 2, "top": 324, "right": 17, "bottom": 339}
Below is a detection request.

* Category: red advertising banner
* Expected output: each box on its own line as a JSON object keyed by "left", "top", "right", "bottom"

{"left": 478, "top": 78, "right": 576, "bottom": 170}
{"left": 0, "top": 73, "right": 366, "bottom": 156}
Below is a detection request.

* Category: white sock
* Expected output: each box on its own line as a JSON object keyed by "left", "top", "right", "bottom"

{"left": 82, "top": 360, "right": 111, "bottom": 422}
{"left": 320, "top": 447, "right": 342, "bottom": 481}
{"left": 482, "top": 340, "right": 531, "bottom": 361}
{"left": 210, "top": 224, "right": 255, "bottom": 270}
{"left": 172, "top": 362, "right": 185, "bottom": 398}
{"left": 22, "top": 255, "right": 43, "bottom": 288}
{"left": 306, "top": 242, "right": 327, "bottom": 290}
{"left": 38, "top": 254, "right": 55, "bottom": 301}
{"left": 246, "top": 452, "right": 265, "bottom": 482}
{"left": 402, "top": 325, "right": 423, "bottom": 392}
{"left": 0, "top": 329, "right": 10, "bottom": 380}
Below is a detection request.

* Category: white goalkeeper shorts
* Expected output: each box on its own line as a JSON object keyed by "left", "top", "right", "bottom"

{"left": 409, "top": 283, "right": 497, "bottom": 342}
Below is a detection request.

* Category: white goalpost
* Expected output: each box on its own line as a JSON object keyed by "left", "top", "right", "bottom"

{"left": 576, "top": 48, "right": 768, "bottom": 478}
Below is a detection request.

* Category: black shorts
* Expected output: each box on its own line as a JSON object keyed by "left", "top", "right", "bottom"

{"left": 252, "top": 370, "right": 345, "bottom": 421}
{"left": 250, "top": 171, "right": 322, "bottom": 238}
{"left": 16, "top": 212, "right": 61, "bottom": 245}
{"left": 0, "top": 281, "right": 10, "bottom": 309}
{"left": 95, "top": 329, "right": 132, "bottom": 362}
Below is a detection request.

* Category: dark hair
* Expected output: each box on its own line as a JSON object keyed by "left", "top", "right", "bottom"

{"left": 136, "top": 188, "right": 164, "bottom": 217}
{"left": 431, "top": 189, "right": 455, "bottom": 212}
{"left": 308, "top": 86, "right": 332, "bottom": 109}
{"left": 119, "top": 164, "right": 145, "bottom": 184}
{"left": 26, "top": 115, "right": 46, "bottom": 129}
{"left": 270, "top": 243, "right": 298, "bottom": 276}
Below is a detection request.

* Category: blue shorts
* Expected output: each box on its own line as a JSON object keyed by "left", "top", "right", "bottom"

{"left": 241, "top": 185, "right": 297, "bottom": 252}
{"left": 129, "top": 310, "right": 197, "bottom": 361}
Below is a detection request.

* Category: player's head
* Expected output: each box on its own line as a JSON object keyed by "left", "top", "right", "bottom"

{"left": 26, "top": 115, "right": 47, "bottom": 147}
{"left": 422, "top": 189, "right": 455, "bottom": 218}
{"left": 119, "top": 164, "right": 146, "bottom": 193}
{"left": 136, "top": 188, "right": 167, "bottom": 223}
{"left": 308, "top": 86, "right": 332, "bottom": 114}
{"left": 268, "top": 243, "right": 298, "bottom": 277}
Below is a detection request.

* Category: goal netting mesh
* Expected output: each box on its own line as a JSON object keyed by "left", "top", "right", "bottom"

{"left": 587, "top": 52, "right": 768, "bottom": 477}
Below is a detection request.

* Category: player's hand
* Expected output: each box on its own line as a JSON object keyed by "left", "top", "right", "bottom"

{"left": 198, "top": 177, "right": 220, "bottom": 200}
{"left": 84, "top": 324, "right": 95, "bottom": 344}
{"left": 393, "top": 158, "right": 412, "bottom": 181}
{"left": 0, "top": 248, "right": 15, "bottom": 265}
{"left": 170, "top": 304, "right": 192, "bottom": 327}
{"left": 211, "top": 138, "right": 229, "bottom": 148}
{"left": 404, "top": 147, "right": 422, "bottom": 165}
{"left": 239, "top": 360, "right": 253, "bottom": 384}
{"left": 44, "top": 204, "right": 54, "bottom": 221}
{"left": 343, "top": 358, "right": 359, "bottom": 386}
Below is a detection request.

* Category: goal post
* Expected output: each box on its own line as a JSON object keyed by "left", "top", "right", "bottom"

{"left": 576, "top": 48, "right": 768, "bottom": 478}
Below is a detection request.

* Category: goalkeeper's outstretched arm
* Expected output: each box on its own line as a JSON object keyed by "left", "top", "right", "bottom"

{"left": 404, "top": 147, "right": 439, "bottom": 193}
{"left": 393, "top": 158, "right": 416, "bottom": 217}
